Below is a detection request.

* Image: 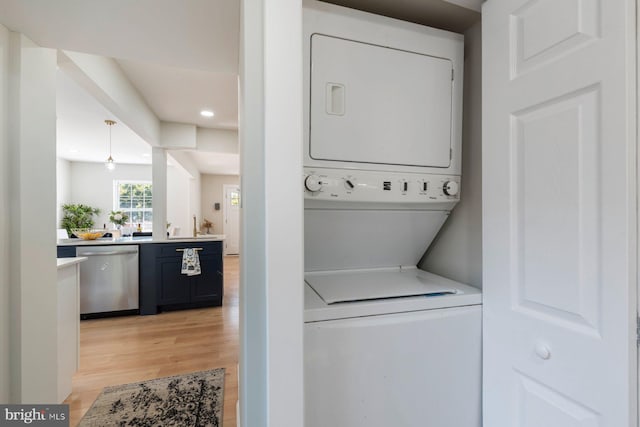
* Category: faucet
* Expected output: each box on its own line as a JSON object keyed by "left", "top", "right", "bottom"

{"left": 193, "top": 215, "right": 197, "bottom": 238}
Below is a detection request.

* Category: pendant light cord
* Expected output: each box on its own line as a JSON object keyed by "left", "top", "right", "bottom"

{"left": 105, "top": 119, "right": 117, "bottom": 169}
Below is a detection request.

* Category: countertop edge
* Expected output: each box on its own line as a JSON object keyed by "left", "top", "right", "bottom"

{"left": 57, "top": 235, "right": 226, "bottom": 246}
{"left": 57, "top": 257, "right": 88, "bottom": 269}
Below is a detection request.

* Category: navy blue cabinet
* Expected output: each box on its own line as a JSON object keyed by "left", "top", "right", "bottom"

{"left": 140, "top": 241, "right": 223, "bottom": 314}
{"left": 57, "top": 246, "right": 76, "bottom": 258}
{"left": 190, "top": 251, "right": 223, "bottom": 303}
{"left": 158, "top": 257, "right": 192, "bottom": 305}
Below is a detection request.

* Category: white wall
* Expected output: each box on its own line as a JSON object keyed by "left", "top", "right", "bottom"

{"left": 56, "top": 158, "right": 71, "bottom": 228}
{"left": 190, "top": 174, "right": 201, "bottom": 234}
{"left": 151, "top": 147, "right": 168, "bottom": 239}
{"left": 65, "top": 160, "right": 194, "bottom": 236}
{"left": 201, "top": 174, "right": 240, "bottom": 234}
{"left": 0, "top": 23, "right": 10, "bottom": 404}
{"left": 167, "top": 164, "right": 195, "bottom": 236}
{"left": 69, "top": 161, "right": 151, "bottom": 228}
{"left": 166, "top": 150, "right": 202, "bottom": 232}
{"left": 420, "top": 21, "right": 482, "bottom": 288}
{"left": 160, "top": 122, "right": 196, "bottom": 149}
{"left": 197, "top": 128, "right": 238, "bottom": 153}
{"left": 240, "top": 0, "right": 304, "bottom": 425}
{"left": 7, "top": 32, "right": 58, "bottom": 403}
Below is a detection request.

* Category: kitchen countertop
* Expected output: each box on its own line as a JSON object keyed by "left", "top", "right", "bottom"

{"left": 57, "top": 257, "right": 88, "bottom": 269}
{"left": 57, "top": 234, "right": 225, "bottom": 246}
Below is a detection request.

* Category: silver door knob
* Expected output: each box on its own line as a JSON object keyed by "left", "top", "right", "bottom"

{"left": 535, "top": 343, "right": 551, "bottom": 360}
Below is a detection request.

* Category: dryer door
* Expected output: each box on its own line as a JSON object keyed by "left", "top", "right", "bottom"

{"left": 309, "top": 34, "right": 453, "bottom": 168}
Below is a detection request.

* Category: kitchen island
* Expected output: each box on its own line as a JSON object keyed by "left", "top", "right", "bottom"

{"left": 57, "top": 235, "right": 225, "bottom": 316}
{"left": 56, "top": 256, "right": 86, "bottom": 402}
{"left": 57, "top": 234, "right": 226, "bottom": 246}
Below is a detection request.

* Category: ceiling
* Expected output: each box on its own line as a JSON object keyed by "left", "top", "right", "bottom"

{"left": 1, "top": 0, "right": 479, "bottom": 174}
{"left": 324, "top": 0, "right": 480, "bottom": 33}
{"left": 117, "top": 60, "right": 239, "bottom": 130}
{"left": 57, "top": 72, "right": 152, "bottom": 165}
{"left": 0, "top": 0, "right": 239, "bottom": 72}
{"left": 1, "top": 0, "right": 241, "bottom": 173}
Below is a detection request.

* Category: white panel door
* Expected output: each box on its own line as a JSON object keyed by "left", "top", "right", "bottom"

{"left": 483, "top": 0, "right": 636, "bottom": 426}
{"left": 224, "top": 185, "right": 240, "bottom": 255}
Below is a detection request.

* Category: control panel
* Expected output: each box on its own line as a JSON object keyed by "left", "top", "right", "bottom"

{"left": 303, "top": 168, "right": 460, "bottom": 203}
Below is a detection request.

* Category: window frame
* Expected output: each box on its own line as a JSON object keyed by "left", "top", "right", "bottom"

{"left": 113, "top": 180, "right": 153, "bottom": 230}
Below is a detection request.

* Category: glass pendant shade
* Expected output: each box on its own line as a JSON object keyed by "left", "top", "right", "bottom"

{"left": 105, "top": 156, "right": 115, "bottom": 170}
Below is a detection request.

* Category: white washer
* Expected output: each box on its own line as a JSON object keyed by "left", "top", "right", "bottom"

{"left": 304, "top": 267, "right": 482, "bottom": 427}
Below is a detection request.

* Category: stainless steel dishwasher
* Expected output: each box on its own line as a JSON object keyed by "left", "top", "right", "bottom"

{"left": 75, "top": 245, "right": 139, "bottom": 317}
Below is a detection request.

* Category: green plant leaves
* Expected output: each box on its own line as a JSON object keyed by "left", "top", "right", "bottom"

{"left": 60, "top": 204, "right": 101, "bottom": 235}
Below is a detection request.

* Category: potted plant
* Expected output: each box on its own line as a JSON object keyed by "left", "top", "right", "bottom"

{"left": 109, "top": 210, "right": 129, "bottom": 229}
{"left": 60, "top": 204, "right": 101, "bottom": 235}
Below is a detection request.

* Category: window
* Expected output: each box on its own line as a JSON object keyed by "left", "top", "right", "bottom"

{"left": 114, "top": 181, "right": 153, "bottom": 230}
{"left": 230, "top": 190, "right": 240, "bottom": 206}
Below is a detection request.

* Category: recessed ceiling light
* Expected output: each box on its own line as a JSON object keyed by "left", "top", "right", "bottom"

{"left": 200, "top": 110, "right": 215, "bottom": 118}
{"left": 69, "top": 149, "right": 79, "bottom": 153}
{"left": 142, "top": 153, "right": 151, "bottom": 157}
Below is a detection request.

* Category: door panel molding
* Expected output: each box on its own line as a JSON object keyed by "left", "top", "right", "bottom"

{"left": 483, "top": 0, "right": 637, "bottom": 425}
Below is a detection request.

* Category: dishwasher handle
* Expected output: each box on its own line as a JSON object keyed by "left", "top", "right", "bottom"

{"left": 78, "top": 250, "right": 139, "bottom": 256}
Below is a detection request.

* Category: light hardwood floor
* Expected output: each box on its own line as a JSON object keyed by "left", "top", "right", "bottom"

{"left": 64, "top": 256, "right": 239, "bottom": 427}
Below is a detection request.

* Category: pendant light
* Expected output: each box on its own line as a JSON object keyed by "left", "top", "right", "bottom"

{"left": 104, "top": 119, "right": 117, "bottom": 171}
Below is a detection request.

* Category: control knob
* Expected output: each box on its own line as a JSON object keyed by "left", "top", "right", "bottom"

{"left": 305, "top": 175, "right": 323, "bottom": 192}
{"left": 443, "top": 181, "right": 459, "bottom": 196}
{"left": 344, "top": 178, "right": 356, "bottom": 191}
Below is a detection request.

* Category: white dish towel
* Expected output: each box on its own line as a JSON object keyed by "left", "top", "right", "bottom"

{"left": 181, "top": 248, "right": 201, "bottom": 276}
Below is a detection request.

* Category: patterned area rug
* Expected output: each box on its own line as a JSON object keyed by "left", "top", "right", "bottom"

{"left": 78, "top": 369, "right": 225, "bottom": 427}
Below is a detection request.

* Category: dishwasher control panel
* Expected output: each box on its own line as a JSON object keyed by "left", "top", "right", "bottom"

{"left": 303, "top": 167, "right": 460, "bottom": 203}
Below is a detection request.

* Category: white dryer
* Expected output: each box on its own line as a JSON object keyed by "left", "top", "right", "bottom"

{"left": 303, "top": 2, "right": 481, "bottom": 427}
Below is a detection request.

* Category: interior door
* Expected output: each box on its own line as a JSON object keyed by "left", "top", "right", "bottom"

{"left": 483, "top": 0, "right": 637, "bottom": 426}
{"left": 224, "top": 185, "right": 240, "bottom": 255}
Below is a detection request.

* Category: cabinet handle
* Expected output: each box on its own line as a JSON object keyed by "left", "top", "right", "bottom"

{"left": 79, "top": 250, "right": 138, "bottom": 256}
{"left": 176, "top": 248, "right": 203, "bottom": 252}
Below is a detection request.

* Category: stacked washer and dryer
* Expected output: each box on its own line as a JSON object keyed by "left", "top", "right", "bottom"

{"left": 302, "top": 2, "right": 482, "bottom": 427}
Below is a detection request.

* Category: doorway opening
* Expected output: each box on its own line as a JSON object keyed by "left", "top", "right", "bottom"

{"left": 223, "top": 184, "right": 240, "bottom": 255}
{"left": 52, "top": 19, "right": 243, "bottom": 427}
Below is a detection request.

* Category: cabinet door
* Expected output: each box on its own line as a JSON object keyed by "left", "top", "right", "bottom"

{"left": 157, "top": 257, "right": 191, "bottom": 305}
{"left": 191, "top": 253, "right": 223, "bottom": 304}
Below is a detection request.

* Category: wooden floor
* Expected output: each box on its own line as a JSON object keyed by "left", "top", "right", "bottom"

{"left": 64, "top": 256, "right": 239, "bottom": 427}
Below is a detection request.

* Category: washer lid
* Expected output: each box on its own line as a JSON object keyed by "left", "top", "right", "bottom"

{"left": 305, "top": 268, "right": 457, "bottom": 304}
